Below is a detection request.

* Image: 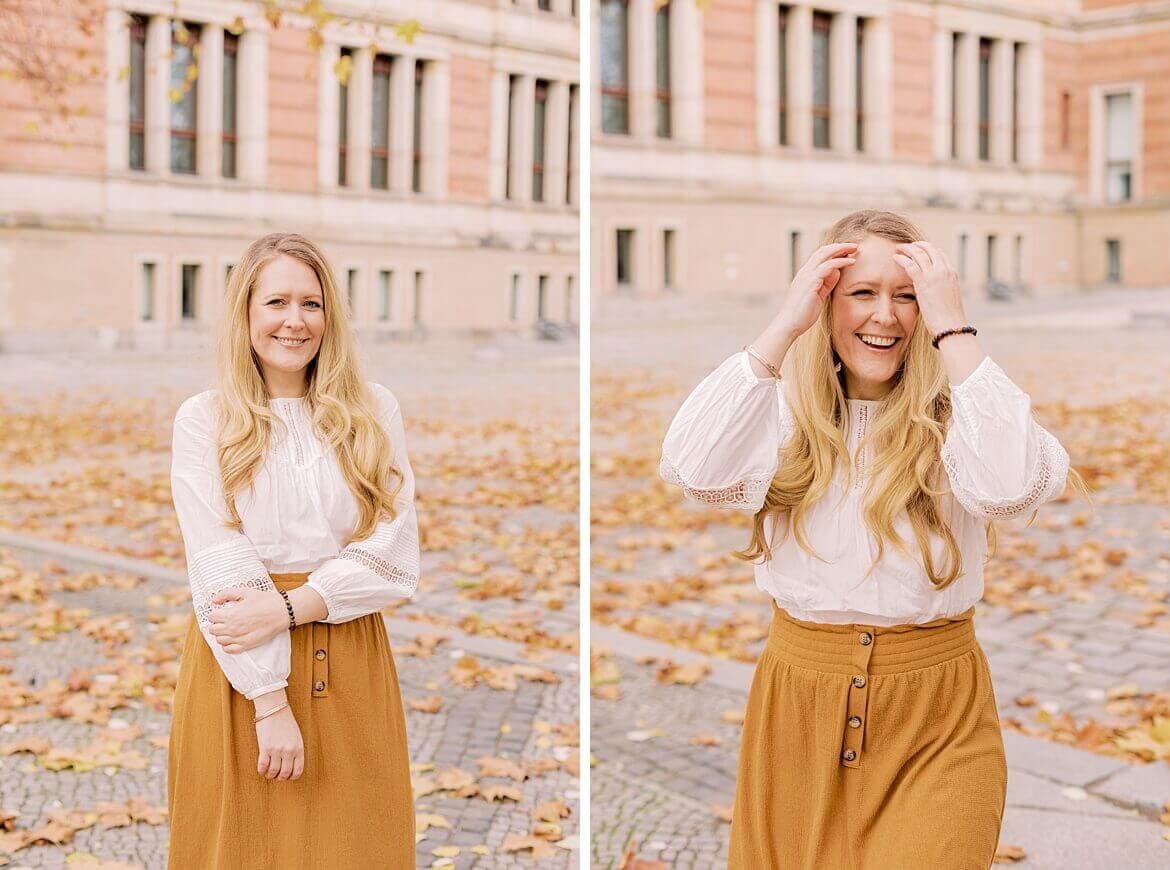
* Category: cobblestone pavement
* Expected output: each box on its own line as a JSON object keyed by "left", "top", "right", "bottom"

{"left": 590, "top": 291, "right": 1170, "bottom": 868}
{"left": 0, "top": 336, "right": 579, "bottom": 868}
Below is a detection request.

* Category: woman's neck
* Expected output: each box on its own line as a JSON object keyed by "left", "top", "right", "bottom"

{"left": 263, "top": 367, "right": 309, "bottom": 399}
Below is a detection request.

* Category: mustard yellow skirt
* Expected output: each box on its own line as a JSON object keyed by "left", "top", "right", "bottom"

{"left": 729, "top": 605, "right": 1007, "bottom": 870}
{"left": 167, "top": 573, "right": 415, "bottom": 869}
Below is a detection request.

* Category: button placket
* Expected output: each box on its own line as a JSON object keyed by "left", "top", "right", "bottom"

{"left": 842, "top": 627, "right": 875, "bottom": 768}
{"left": 311, "top": 622, "right": 330, "bottom": 698}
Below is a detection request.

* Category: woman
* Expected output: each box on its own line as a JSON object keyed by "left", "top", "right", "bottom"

{"left": 167, "top": 233, "right": 418, "bottom": 868}
{"left": 660, "top": 211, "right": 1077, "bottom": 869}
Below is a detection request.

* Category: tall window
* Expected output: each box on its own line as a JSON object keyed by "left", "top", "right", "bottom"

{"left": 977, "top": 37, "right": 991, "bottom": 161}
{"left": 412, "top": 271, "right": 424, "bottom": 326}
{"left": 346, "top": 268, "right": 358, "bottom": 316}
{"left": 338, "top": 48, "right": 351, "bottom": 186}
{"left": 510, "top": 273, "right": 521, "bottom": 322}
{"left": 412, "top": 61, "right": 424, "bottom": 193}
{"left": 855, "top": 19, "right": 865, "bottom": 152}
{"left": 170, "top": 22, "right": 201, "bottom": 174}
{"left": 139, "top": 262, "right": 155, "bottom": 321}
{"left": 1105, "top": 92, "right": 1133, "bottom": 203}
{"left": 538, "top": 0, "right": 552, "bottom": 9}
{"left": 566, "top": 85, "right": 577, "bottom": 204}
{"left": 778, "top": 6, "right": 788, "bottom": 145}
{"left": 1105, "top": 239, "right": 1121, "bottom": 282}
{"left": 565, "top": 275, "right": 575, "bottom": 323}
{"left": 222, "top": 33, "right": 239, "bottom": 178}
{"left": 789, "top": 231, "right": 801, "bottom": 280}
{"left": 378, "top": 270, "right": 393, "bottom": 321}
{"left": 129, "top": 15, "right": 146, "bottom": 170}
{"left": 950, "top": 34, "right": 959, "bottom": 159}
{"left": 1060, "top": 90, "right": 1071, "bottom": 151}
{"left": 663, "top": 229, "right": 675, "bottom": 290}
{"left": 655, "top": 2, "right": 671, "bottom": 138}
{"left": 181, "top": 263, "right": 199, "bottom": 320}
{"left": 371, "top": 54, "right": 392, "bottom": 190}
{"left": 1011, "top": 43, "right": 1020, "bottom": 163}
{"left": 616, "top": 229, "right": 633, "bottom": 287}
{"left": 537, "top": 274, "right": 549, "bottom": 321}
{"left": 958, "top": 232, "right": 969, "bottom": 282}
{"left": 811, "top": 12, "right": 831, "bottom": 149}
{"left": 986, "top": 234, "right": 997, "bottom": 283}
{"left": 1013, "top": 234, "right": 1024, "bottom": 284}
{"left": 506, "top": 75, "right": 517, "bottom": 199}
{"left": 600, "top": 0, "right": 630, "bottom": 134}
{"left": 533, "top": 79, "right": 548, "bottom": 202}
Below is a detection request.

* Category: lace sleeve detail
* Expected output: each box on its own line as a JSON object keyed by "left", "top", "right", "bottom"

{"left": 188, "top": 538, "right": 276, "bottom": 628}
{"left": 659, "top": 352, "right": 789, "bottom": 513}
{"left": 658, "top": 456, "right": 775, "bottom": 509}
{"left": 943, "top": 357, "right": 1071, "bottom": 520}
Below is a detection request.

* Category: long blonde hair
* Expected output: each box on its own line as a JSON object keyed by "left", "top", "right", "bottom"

{"left": 740, "top": 210, "right": 975, "bottom": 588}
{"left": 215, "top": 233, "right": 401, "bottom": 542}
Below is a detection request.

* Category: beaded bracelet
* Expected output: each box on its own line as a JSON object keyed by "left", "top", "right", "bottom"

{"left": 276, "top": 588, "right": 297, "bottom": 631}
{"left": 931, "top": 325, "right": 978, "bottom": 349}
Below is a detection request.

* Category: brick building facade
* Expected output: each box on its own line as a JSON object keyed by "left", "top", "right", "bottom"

{"left": 592, "top": 0, "right": 1170, "bottom": 298}
{"left": 0, "top": 0, "right": 579, "bottom": 350}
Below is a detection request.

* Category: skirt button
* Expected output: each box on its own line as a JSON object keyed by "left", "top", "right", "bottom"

{"left": 314, "top": 680, "right": 326, "bottom": 692}
{"left": 842, "top": 749, "right": 857, "bottom": 762}
{"left": 859, "top": 632, "right": 873, "bottom": 646}
{"left": 315, "top": 649, "right": 327, "bottom": 661}
{"left": 848, "top": 716, "right": 862, "bottom": 728}
{"left": 852, "top": 675, "right": 866, "bottom": 689}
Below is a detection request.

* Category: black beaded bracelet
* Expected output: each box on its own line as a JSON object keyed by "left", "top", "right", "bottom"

{"left": 276, "top": 588, "right": 296, "bottom": 630}
{"left": 931, "top": 325, "right": 978, "bottom": 349}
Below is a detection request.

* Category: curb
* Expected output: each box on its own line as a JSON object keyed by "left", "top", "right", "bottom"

{"left": 0, "top": 532, "right": 579, "bottom": 678}
{"left": 592, "top": 620, "right": 1170, "bottom": 821}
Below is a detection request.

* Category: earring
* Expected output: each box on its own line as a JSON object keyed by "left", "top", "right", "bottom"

{"left": 834, "top": 361, "right": 843, "bottom": 373}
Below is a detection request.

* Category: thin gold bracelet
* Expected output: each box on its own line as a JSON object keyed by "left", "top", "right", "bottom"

{"left": 744, "top": 344, "right": 782, "bottom": 380}
{"left": 253, "top": 701, "right": 289, "bottom": 724}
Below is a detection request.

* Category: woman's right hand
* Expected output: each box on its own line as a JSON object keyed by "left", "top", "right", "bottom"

{"left": 776, "top": 243, "right": 858, "bottom": 338}
{"left": 255, "top": 703, "right": 305, "bottom": 781}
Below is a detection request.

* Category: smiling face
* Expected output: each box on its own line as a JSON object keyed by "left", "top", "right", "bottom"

{"left": 248, "top": 254, "right": 326, "bottom": 396}
{"left": 828, "top": 234, "right": 920, "bottom": 400}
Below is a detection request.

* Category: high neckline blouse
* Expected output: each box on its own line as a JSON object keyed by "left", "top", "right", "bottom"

{"left": 170, "top": 382, "right": 420, "bottom": 699}
{"left": 660, "top": 351, "right": 1070, "bottom": 627}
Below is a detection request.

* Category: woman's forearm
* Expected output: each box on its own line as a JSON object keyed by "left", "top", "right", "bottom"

{"left": 749, "top": 314, "right": 801, "bottom": 378}
{"left": 287, "top": 585, "right": 330, "bottom": 625}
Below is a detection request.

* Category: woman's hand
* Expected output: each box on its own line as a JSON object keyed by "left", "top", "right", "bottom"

{"left": 892, "top": 242, "right": 968, "bottom": 336}
{"left": 776, "top": 243, "right": 859, "bottom": 339}
{"left": 254, "top": 700, "right": 305, "bottom": 781}
{"left": 209, "top": 586, "right": 288, "bottom": 653}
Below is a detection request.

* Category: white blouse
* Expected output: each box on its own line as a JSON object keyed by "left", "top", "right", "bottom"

{"left": 660, "top": 352, "right": 1069, "bottom": 626}
{"left": 170, "top": 383, "right": 420, "bottom": 699}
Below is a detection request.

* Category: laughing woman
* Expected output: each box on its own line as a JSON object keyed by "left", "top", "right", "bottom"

{"left": 661, "top": 211, "right": 1080, "bottom": 869}
{"left": 167, "top": 233, "right": 418, "bottom": 868}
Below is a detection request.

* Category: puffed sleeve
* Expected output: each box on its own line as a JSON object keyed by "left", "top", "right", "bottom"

{"left": 659, "top": 351, "right": 795, "bottom": 511}
{"left": 170, "top": 394, "right": 291, "bottom": 700}
{"left": 942, "top": 356, "right": 1070, "bottom": 520}
{"left": 305, "top": 384, "right": 420, "bottom": 623}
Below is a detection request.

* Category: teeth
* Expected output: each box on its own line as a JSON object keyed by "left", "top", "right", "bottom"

{"left": 274, "top": 337, "right": 308, "bottom": 346}
{"left": 859, "top": 335, "right": 897, "bottom": 348}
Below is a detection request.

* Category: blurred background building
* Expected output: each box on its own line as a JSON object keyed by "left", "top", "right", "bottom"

{"left": 0, "top": 0, "right": 579, "bottom": 351}
{"left": 592, "top": 0, "right": 1170, "bottom": 300}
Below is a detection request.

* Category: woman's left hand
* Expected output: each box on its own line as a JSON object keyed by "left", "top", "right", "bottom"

{"left": 209, "top": 587, "right": 289, "bottom": 653}
{"left": 892, "top": 242, "right": 968, "bottom": 336}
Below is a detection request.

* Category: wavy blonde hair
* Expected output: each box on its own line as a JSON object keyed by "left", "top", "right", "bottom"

{"left": 215, "top": 233, "right": 402, "bottom": 543}
{"left": 740, "top": 210, "right": 1003, "bottom": 588}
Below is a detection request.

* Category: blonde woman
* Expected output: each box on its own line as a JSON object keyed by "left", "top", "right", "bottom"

{"left": 167, "top": 233, "right": 418, "bottom": 867}
{"left": 661, "top": 211, "right": 1077, "bottom": 869}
